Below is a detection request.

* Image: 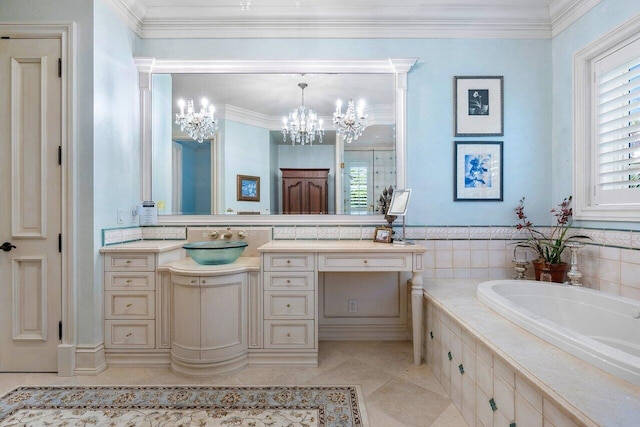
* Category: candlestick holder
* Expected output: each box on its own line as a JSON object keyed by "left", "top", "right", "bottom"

{"left": 512, "top": 259, "right": 529, "bottom": 280}
{"left": 565, "top": 241, "right": 585, "bottom": 286}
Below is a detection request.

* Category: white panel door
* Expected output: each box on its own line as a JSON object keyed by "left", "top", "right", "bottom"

{"left": 0, "top": 38, "right": 62, "bottom": 372}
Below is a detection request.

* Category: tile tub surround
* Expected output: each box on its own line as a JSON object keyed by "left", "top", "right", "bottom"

{"left": 423, "top": 279, "right": 640, "bottom": 427}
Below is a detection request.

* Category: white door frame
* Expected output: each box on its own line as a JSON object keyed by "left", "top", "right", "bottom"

{"left": 0, "top": 23, "right": 76, "bottom": 376}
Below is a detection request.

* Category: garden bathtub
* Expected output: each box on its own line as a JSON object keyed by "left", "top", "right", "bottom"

{"left": 477, "top": 280, "right": 640, "bottom": 386}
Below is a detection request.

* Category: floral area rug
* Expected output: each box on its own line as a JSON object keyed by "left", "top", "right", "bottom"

{"left": 0, "top": 385, "right": 366, "bottom": 426}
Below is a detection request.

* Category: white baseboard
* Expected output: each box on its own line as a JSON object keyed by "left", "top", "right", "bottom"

{"left": 106, "top": 351, "right": 171, "bottom": 368}
{"left": 318, "top": 324, "right": 409, "bottom": 340}
{"left": 248, "top": 350, "right": 318, "bottom": 367}
{"left": 74, "top": 343, "right": 107, "bottom": 376}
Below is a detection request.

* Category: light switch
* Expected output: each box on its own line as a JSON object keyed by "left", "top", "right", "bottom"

{"left": 117, "top": 209, "right": 124, "bottom": 224}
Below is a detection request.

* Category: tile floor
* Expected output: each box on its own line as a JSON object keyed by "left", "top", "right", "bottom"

{"left": 0, "top": 341, "right": 467, "bottom": 426}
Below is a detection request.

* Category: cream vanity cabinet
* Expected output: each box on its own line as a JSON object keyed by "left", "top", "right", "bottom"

{"left": 158, "top": 257, "right": 260, "bottom": 375}
{"left": 262, "top": 252, "right": 317, "bottom": 352}
{"left": 101, "top": 242, "right": 185, "bottom": 366}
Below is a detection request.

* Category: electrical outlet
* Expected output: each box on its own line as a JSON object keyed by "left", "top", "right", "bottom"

{"left": 348, "top": 299, "right": 358, "bottom": 313}
{"left": 117, "top": 209, "right": 124, "bottom": 224}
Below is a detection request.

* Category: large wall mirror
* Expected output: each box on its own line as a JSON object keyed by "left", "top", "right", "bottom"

{"left": 135, "top": 58, "right": 417, "bottom": 223}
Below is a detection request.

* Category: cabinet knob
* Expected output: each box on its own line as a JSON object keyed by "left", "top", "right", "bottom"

{"left": 286, "top": 279, "right": 291, "bottom": 284}
{"left": 126, "top": 260, "right": 132, "bottom": 264}
{"left": 201, "top": 280, "right": 206, "bottom": 285}
{"left": 286, "top": 260, "right": 291, "bottom": 264}
{"left": 287, "top": 333, "right": 290, "bottom": 337}
{"left": 126, "top": 304, "right": 132, "bottom": 308}
{"left": 363, "top": 260, "right": 368, "bottom": 264}
{"left": 125, "top": 279, "right": 132, "bottom": 284}
{"left": 190, "top": 280, "right": 196, "bottom": 284}
{"left": 126, "top": 333, "right": 132, "bottom": 338}
{"left": 286, "top": 304, "right": 291, "bottom": 308}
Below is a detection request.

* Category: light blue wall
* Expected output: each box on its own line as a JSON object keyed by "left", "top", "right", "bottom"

{"left": 138, "top": 38, "right": 553, "bottom": 226}
{"left": 552, "top": 0, "right": 640, "bottom": 231}
{"left": 93, "top": 0, "right": 141, "bottom": 343}
{"left": 223, "top": 120, "right": 271, "bottom": 213}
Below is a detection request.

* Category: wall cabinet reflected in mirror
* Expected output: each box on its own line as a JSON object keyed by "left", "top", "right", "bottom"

{"left": 137, "top": 58, "right": 417, "bottom": 219}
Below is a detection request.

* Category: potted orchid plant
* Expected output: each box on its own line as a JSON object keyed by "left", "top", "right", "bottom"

{"left": 514, "top": 196, "right": 590, "bottom": 282}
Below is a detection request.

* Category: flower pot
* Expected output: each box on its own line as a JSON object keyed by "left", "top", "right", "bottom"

{"left": 531, "top": 260, "right": 568, "bottom": 283}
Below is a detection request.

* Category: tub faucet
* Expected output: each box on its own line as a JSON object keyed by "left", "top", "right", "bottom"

{"left": 221, "top": 228, "right": 233, "bottom": 239}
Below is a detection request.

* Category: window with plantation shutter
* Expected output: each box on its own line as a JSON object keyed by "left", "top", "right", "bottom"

{"left": 594, "top": 39, "right": 640, "bottom": 205}
{"left": 574, "top": 16, "right": 640, "bottom": 221}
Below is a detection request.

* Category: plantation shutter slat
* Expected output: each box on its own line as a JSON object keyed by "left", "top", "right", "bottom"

{"left": 594, "top": 37, "right": 640, "bottom": 205}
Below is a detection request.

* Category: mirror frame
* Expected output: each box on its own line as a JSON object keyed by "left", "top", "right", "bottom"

{"left": 134, "top": 57, "right": 418, "bottom": 225}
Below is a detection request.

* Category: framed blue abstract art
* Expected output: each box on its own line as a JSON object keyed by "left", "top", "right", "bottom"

{"left": 454, "top": 141, "right": 503, "bottom": 201}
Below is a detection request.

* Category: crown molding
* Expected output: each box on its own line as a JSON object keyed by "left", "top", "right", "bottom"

{"left": 140, "top": 18, "right": 551, "bottom": 39}
{"left": 104, "top": 0, "right": 603, "bottom": 39}
{"left": 221, "top": 104, "right": 275, "bottom": 130}
{"left": 102, "top": 0, "right": 145, "bottom": 36}
{"left": 549, "top": 0, "right": 601, "bottom": 37}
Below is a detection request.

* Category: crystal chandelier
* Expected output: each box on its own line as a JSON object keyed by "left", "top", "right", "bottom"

{"left": 175, "top": 98, "right": 219, "bottom": 143}
{"left": 333, "top": 99, "right": 368, "bottom": 144}
{"left": 281, "top": 83, "right": 324, "bottom": 146}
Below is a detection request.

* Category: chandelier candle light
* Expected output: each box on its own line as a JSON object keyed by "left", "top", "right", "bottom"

{"left": 333, "top": 98, "right": 368, "bottom": 143}
{"left": 281, "top": 83, "right": 324, "bottom": 146}
{"left": 175, "top": 98, "right": 219, "bottom": 143}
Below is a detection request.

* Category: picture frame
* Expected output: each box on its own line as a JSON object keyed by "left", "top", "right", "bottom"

{"left": 236, "top": 174, "right": 260, "bottom": 202}
{"left": 373, "top": 227, "right": 393, "bottom": 243}
{"left": 454, "top": 141, "right": 503, "bottom": 201}
{"left": 454, "top": 76, "right": 504, "bottom": 136}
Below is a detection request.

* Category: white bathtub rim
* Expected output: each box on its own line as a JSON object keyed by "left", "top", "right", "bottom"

{"left": 477, "top": 279, "right": 640, "bottom": 387}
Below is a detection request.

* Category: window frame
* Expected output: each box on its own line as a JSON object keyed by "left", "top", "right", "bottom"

{"left": 573, "top": 14, "right": 640, "bottom": 221}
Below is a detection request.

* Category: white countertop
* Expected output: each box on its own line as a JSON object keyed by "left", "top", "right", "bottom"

{"left": 424, "top": 279, "right": 640, "bottom": 427}
{"left": 258, "top": 240, "right": 426, "bottom": 253}
{"left": 99, "top": 240, "right": 187, "bottom": 253}
{"left": 157, "top": 256, "right": 260, "bottom": 275}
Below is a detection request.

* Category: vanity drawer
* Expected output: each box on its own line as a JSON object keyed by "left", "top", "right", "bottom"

{"left": 264, "top": 291, "right": 314, "bottom": 319}
{"left": 105, "top": 291, "right": 155, "bottom": 319}
{"left": 263, "top": 271, "right": 314, "bottom": 291}
{"left": 263, "top": 320, "right": 315, "bottom": 349}
{"left": 105, "top": 272, "right": 155, "bottom": 291}
{"left": 263, "top": 253, "right": 315, "bottom": 271}
{"left": 104, "top": 320, "right": 155, "bottom": 349}
{"left": 318, "top": 252, "right": 411, "bottom": 271}
{"left": 104, "top": 253, "right": 156, "bottom": 272}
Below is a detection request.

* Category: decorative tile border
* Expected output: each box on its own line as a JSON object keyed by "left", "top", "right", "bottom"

{"left": 102, "top": 227, "right": 143, "bottom": 246}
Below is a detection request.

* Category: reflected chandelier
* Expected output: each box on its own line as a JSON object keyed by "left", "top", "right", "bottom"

{"left": 281, "top": 83, "right": 324, "bottom": 146}
{"left": 175, "top": 98, "right": 219, "bottom": 143}
{"left": 333, "top": 99, "right": 368, "bottom": 144}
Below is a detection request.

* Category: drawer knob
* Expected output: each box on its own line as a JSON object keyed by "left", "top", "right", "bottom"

{"left": 126, "top": 304, "right": 132, "bottom": 308}
{"left": 202, "top": 280, "right": 206, "bottom": 284}
{"left": 286, "top": 279, "right": 291, "bottom": 284}
{"left": 191, "top": 280, "right": 196, "bottom": 284}
{"left": 126, "top": 333, "right": 132, "bottom": 337}
{"left": 287, "top": 333, "right": 290, "bottom": 337}
{"left": 126, "top": 260, "right": 132, "bottom": 264}
{"left": 126, "top": 279, "right": 132, "bottom": 284}
{"left": 286, "top": 260, "right": 291, "bottom": 264}
{"left": 286, "top": 304, "right": 291, "bottom": 308}
{"left": 364, "top": 260, "right": 368, "bottom": 264}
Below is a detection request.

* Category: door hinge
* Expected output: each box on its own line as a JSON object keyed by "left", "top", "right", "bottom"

{"left": 58, "top": 146, "right": 62, "bottom": 165}
{"left": 58, "top": 233, "right": 62, "bottom": 253}
{"left": 58, "top": 321, "right": 62, "bottom": 340}
{"left": 58, "top": 58, "right": 62, "bottom": 78}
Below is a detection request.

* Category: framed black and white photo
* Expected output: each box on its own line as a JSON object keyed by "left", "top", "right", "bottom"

{"left": 454, "top": 141, "right": 503, "bottom": 201}
{"left": 454, "top": 76, "right": 504, "bottom": 136}
{"left": 237, "top": 174, "right": 260, "bottom": 202}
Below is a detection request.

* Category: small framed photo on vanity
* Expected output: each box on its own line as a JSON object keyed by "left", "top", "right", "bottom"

{"left": 373, "top": 227, "right": 393, "bottom": 243}
{"left": 454, "top": 76, "right": 504, "bottom": 136}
